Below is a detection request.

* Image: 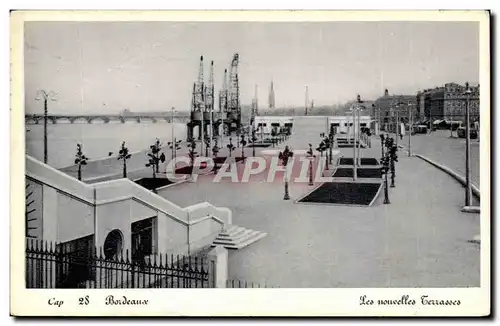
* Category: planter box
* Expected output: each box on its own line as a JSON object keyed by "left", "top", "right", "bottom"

{"left": 333, "top": 168, "right": 382, "bottom": 178}
{"left": 134, "top": 177, "right": 176, "bottom": 190}
{"left": 298, "top": 182, "right": 382, "bottom": 206}
{"left": 339, "top": 158, "right": 379, "bottom": 166}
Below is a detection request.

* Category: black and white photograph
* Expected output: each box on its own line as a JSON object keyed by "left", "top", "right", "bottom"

{"left": 10, "top": 10, "right": 490, "bottom": 316}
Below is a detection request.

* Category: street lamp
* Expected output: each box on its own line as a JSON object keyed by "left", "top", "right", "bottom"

{"left": 394, "top": 102, "right": 401, "bottom": 149}
{"left": 307, "top": 143, "right": 315, "bottom": 186}
{"left": 35, "top": 90, "right": 57, "bottom": 164}
{"left": 464, "top": 82, "right": 473, "bottom": 207}
{"left": 407, "top": 102, "right": 414, "bottom": 156}
{"left": 170, "top": 107, "right": 176, "bottom": 147}
{"left": 349, "top": 95, "right": 365, "bottom": 179}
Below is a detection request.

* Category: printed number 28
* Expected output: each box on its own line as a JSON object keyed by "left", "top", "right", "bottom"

{"left": 79, "top": 295, "right": 90, "bottom": 305}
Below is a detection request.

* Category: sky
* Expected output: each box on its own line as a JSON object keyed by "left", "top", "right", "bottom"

{"left": 24, "top": 21, "right": 479, "bottom": 114}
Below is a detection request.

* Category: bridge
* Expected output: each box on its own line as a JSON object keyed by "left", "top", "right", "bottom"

{"left": 25, "top": 113, "right": 191, "bottom": 125}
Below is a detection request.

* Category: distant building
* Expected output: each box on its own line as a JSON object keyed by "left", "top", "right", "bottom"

{"left": 374, "top": 89, "right": 417, "bottom": 132}
{"left": 417, "top": 83, "right": 480, "bottom": 123}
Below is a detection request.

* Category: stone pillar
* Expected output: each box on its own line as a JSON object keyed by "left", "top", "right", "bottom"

{"left": 207, "top": 245, "right": 228, "bottom": 288}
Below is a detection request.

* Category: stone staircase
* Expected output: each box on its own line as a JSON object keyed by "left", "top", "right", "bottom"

{"left": 212, "top": 225, "right": 268, "bottom": 250}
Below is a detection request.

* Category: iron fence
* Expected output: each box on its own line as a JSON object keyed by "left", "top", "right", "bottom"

{"left": 26, "top": 239, "right": 211, "bottom": 289}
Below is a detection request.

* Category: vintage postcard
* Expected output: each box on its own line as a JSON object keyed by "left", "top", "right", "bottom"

{"left": 10, "top": 10, "right": 490, "bottom": 317}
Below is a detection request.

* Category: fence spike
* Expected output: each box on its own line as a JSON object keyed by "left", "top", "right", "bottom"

{"left": 34, "top": 239, "right": 39, "bottom": 253}
{"left": 99, "top": 246, "right": 104, "bottom": 259}
{"left": 120, "top": 249, "right": 125, "bottom": 263}
{"left": 194, "top": 257, "right": 199, "bottom": 273}
{"left": 176, "top": 254, "right": 180, "bottom": 288}
{"left": 159, "top": 253, "right": 163, "bottom": 267}
{"left": 153, "top": 253, "right": 157, "bottom": 267}
{"left": 125, "top": 249, "right": 130, "bottom": 263}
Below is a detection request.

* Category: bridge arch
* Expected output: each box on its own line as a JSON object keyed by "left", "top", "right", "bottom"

{"left": 88, "top": 116, "right": 110, "bottom": 124}
{"left": 25, "top": 116, "right": 40, "bottom": 125}
{"left": 53, "top": 116, "right": 73, "bottom": 124}
{"left": 70, "top": 116, "right": 90, "bottom": 124}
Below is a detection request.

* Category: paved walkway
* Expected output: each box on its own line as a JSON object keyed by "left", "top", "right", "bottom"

{"left": 57, "top": 119, "right": 480, "bottom": 287}
{"left": 158, "top": 128, "right": 480, "bottom": 287}
{"left": 386, "top": 130, "right": 480, "bottom": 187}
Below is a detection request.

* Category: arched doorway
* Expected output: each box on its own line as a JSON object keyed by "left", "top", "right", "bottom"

{"left": 103, "top": 229, "right": 123, "bottom": 260}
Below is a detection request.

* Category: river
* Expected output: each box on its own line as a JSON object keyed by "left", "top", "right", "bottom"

{"left": 25, "top": 121, "right": 187, "bottom": 169}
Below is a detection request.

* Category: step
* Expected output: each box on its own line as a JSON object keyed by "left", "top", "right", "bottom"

{"left": 219, "top": 232, "right": 268, "bottom": 250}
{"left": 217, "top": 227, "right": 248, "bottom": 239}
{"left": 218, "top": 226, "right": 242, "bottom": 237}
{"left": 213, "top": 229, "right": 259, "bottom": 245}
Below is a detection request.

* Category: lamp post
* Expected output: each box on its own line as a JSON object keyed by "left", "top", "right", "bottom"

{"left": 351, "top": 107, "right": 357, "bottom": 180}
{"left": 307, "top": 143, "right": 315, "bottom": 186}
{"left": 171, "top": 106, "right": 176, "bottom": 147}
{"left": 395, "top": 103, "right": 400, "bottom": 149}
{"left": 407, "top": 102, "right": 413, "bottom": 156}
{"left": 389, "top": 141, "right": 398, "bottom": 188}
{"left": 380, "top": 134, "right": 385, "bottom": 158}
{"left": 357, "top": 105, "right": 363, "bottom": 166}
{"left": 35, "top": 90, "right": 57, "bottom": 164}
{"left": 464, "top": 82, "right": 472, "bottom": 207}
{"left": 200, "top": 88, "right": 205, "bottom": 157}
{"left": 209, "top": 90, "right": 214, "bottom": 157}
{"left": 350, "top": 95, "right": 365, "bottom": 175}
{"left": 381, "top": 153, "right": 391, "bottom": 204}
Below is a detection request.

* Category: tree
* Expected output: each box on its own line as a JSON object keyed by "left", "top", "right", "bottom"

{"left": 187, "top": 138, "right": 198, "bottom": 167}
{"left": 278, "top": 146, "right": 294, "bottom": 200}
{"left": 380, "top": 152, "right": 391, "bottom": 204}
{"left": 74, "top": 143, "right": 88, "bottom": 181}
{"left": 271, "top": 128, "right": 277, "bottom": 148}
{"left": 212, "top": 139, "right": 220, "bottom": 174}
{"left": 204, "top": 134, "right": 211, "bottom": 157}
{"left": 328, "top": 124, "right": 336, "bottom": 165}
{"left": 251, "top": 128, "right": 258, "bottom": 157}
{"left": 316, "top": 140, "right": 328, "bottom": 173}
{"left": 240, "top": 134, "right": 247, "bottom": 160}
{"left": 117, "top": 141, "right": 132, "bottom": 178}
{"left": 227, "top": 137, "right": 235, "bottom": 157}
{"left": 389, "top": 143, "right": 398, "bottom": 188}
{"left": 322, "top": 136, "right": 331, "bottom": 170}
{"left": 167, "top": 139, "right": 182, "bottom": 160}
{"left": 145, "top": 139, "right": 166, "bottom": 180}
{"left": 148, "top": 138, "right": 165, "bottom": 174}
{"left": 212, "top": 139, "right": 220, "bottom": 158}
